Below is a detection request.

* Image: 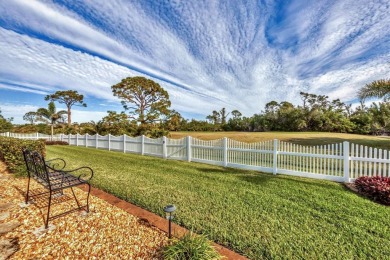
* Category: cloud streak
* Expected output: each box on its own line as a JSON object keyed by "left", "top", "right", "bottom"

{"left": 0, "top": 0, "right": 389, "bottom": 124}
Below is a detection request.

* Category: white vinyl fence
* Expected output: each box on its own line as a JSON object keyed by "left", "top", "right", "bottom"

{"left": 1, "top": 132, "right": 390, "bottom": 183}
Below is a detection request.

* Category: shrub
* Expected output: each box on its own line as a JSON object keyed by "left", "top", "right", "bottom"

{"left": 163, "top": 232, "right": 222, "bottom": 260}
{"left": 45, "top": 140, "right": 69, "bottom": 145}
{"left": 0, "top": 136, "right": 45, "bottom": 175}
{"left": 354, "top": 176, "right": 390, "bottom": 205}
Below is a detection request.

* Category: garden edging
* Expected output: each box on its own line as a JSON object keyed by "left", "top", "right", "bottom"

{"left": 80, "top": 185, "right": 248, "bottom": 260}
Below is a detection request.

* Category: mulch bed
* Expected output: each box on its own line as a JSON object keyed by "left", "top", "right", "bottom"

{"left": 343, "top": 182, "right": 359, "bottom": 193}
{"left": 0, "top": 163, "right": 168, "bottom": 259}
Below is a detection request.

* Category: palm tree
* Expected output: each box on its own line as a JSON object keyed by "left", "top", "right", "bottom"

{"left": 358, "top": 79, "right": 390, "bottom": 101}
{"left": 36, "top": 102, "right": 67, "bottom": 137}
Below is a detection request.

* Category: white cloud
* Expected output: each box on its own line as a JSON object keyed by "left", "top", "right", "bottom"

{"left": 68, "top": 109, "right": 107, "bottom": 124}
{"left": 0, "top": 83, "right": 48, "bottom": 95}
{"left": 0, "top": 103, "right": 39, "bottom": 122}
{"left": 0, "top": 103, "right": 107, "bottom": 125}
{"left": 0, "top": 0, "right": 389, "bottom": 122}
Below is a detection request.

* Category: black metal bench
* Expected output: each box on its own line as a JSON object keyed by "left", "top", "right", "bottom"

{"left": 22, "top": 149, "right": 93, "bottom": 228}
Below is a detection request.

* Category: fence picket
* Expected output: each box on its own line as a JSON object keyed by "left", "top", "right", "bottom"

{"left": 373, "top": 147, "right": 376, "bottom": 176}
{"left": 385, "top": 150, "right": 388, "bottom": 177}
{"left": 4, "top": 132, "right": 390, "bottom": 182}
{"left": 380, "top": 150, "right": 383, "bottom": 176}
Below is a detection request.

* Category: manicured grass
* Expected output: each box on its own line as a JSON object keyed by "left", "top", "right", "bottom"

{"left": 170, "top": 131, "right": 390, "bottom": 149}
{"left": 47, "top": 146, "right": 390, "bottom": 259}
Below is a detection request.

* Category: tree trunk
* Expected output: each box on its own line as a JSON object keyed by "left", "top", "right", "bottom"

{"left": 51, "top": 124, "right": 54, "bottom": 141}
{"left": 67, "top": 107, "right": 71, "bottom": 127}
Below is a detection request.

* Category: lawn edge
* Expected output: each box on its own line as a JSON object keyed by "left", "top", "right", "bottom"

{"left": 79, "top": 185, "right": 248, "bottom": 260}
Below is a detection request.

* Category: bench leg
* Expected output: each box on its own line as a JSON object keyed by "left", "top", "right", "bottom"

{"left": 25, "top": 175, "right": 31, "bottom": 204}
{"left": 46, "top": 190, "right": 52, "bottom": 229}
{"left": 86, "top": 183, "right": 91, "bottom": 212}
{"left": 70, "top": 187, "right": 81, "bottom": 209}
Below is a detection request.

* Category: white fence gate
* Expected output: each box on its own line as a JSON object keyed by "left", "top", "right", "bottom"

{"left": 1, "top": 132, "right": 390, "bottom": 183}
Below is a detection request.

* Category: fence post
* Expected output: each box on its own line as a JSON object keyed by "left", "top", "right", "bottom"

{"left": 108, "top": 134, "right": 111, "bottom": 151}
{"left": 223, "top": 137, "right": 228, "bottom": 167}
{"left": 6, "top": 132, "right": 10, "bottom": 137}
{"left": 36, "top": 132, "right": 39, "bottom": 140}
{"left": 141, "top": 135, "right": 145, "bottom": 155}
{"left": 60, "top": 134, "right": 63, "bottom": 142}
{"left": 96, "top": 134, "right": 98, "bottom": 149}
{"left": 68, "top": 134, "right": 71, "bottom": 145}
{"left": 343, "top": 141, "right": 350, "bottom": 182}
{"left": 76, "top": 133, "right": 79, "bottom": 146}
{"left": 85, "top": 134, "right": 88, "bottom": 147}
{"left": 187, "top": 136, "right": 192, "bottom": 162}
{"left": 123, "top": 134, "right": 126, "bottom": 153}
{"left": 273, "top": 139, "right": 278, "bottom": 175}
{"left": 162, "top": 136, "right": 167, "bottom": 159}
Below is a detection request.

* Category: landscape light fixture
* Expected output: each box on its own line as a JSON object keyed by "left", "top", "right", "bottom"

{"left": 163, "top": 204, "right": 176, "bottom": 238}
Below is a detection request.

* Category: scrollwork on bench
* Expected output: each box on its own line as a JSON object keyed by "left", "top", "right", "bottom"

{"left": 22, "top": 149, "right": 94, "bottom": 228}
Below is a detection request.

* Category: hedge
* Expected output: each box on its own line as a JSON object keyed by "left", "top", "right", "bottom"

{"left": 45, "top": 140, "right": 69, "bottom": 145}
{"left": 0, "top": 136, "right": 46, "bottom": 175}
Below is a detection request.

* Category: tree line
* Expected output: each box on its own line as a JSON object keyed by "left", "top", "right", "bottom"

{"left": 201, "top": 92, "right": 389, "bottom": 135}
{"left": 1, "top": 77, "right": 389, "bottom": 136}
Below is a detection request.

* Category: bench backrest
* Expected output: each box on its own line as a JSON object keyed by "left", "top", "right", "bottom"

{"left": 22, "top": 149, "right": 50, "bottom": 185}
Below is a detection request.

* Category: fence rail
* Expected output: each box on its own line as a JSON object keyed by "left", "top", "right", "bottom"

{"left": 1, "top": 132, "right": 390, "bottom": 183}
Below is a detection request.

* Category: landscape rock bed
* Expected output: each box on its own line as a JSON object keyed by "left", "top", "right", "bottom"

{"left": 0, "top": 162, "right": 168, "bottom": 259}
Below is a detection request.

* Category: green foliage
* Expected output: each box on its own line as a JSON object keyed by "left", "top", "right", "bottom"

{"left": 358, "top": 79, "right": 390, "bottom": 101}
{"left": 206, "top": 110, "right": 221, "bottom": 127}
{"left": 45, "top": 90, "right": 87, "bottom": 127}
{"left": 350, "top": 110, "right": 372, "bottom": 134}
{"left": 0, "top": 136, "right": 45, "bottom": 175}
{"left": 47, "top": 146, "right": 390, "bottom": 259}
{"left": 37, "top": 102, "right": 66, "bottom": 123}
{"left": 0, "top": 109, "right": 13, "bottom": 132}
{"left": 12, "top": 123, "right": 63, "bottom": 135}
{"left": 163, "top": 110, "right": 185, "bottom": 131}
{"left": 7, "top": 86, "right": 390, "bottom": 136}
{"left": 76, "top": 122, "right": 99, "bottom": 135}
{"left": 111, "top": 76, "right": 171, "bottom": 126}
{"left": 178, "top": 119, "right": 215, "bottom": 132}
{"left": 98, "top": 111, "right": 137, "bottom": 136}
{"left": 36, "top": 102, "right": 67, "bottom": 136}
{"left": 163, "top": 233, "right": 221, "bottom": 260}
{"left": 368, "top": 102, "right": 390, "bottom": 135}
{"left": 23, "top": 111, "right": 38, "bottom": 124}
{"left": 210, "top": 92, "right": 390, "bottom": 135}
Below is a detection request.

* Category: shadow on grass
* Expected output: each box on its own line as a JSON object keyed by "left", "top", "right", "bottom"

{"left": 197, "top": 167, "right": 251, "bottom": 174}
{"left": 196, "top": 165, "right": 343, "bottom": 191}
{"left": 236, "top": 173, "right": 272, "bottom": 186}
{"left": 236, "top": 172, "right": 347, "bottom": 192}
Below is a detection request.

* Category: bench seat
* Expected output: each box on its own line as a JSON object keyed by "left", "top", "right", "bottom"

{"left": 22, "top": 149, "right": 93, "bottom": 228}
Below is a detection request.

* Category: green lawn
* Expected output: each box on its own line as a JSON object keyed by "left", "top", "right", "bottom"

{"left": 170, "top": 131, "right": 390, "bottom": 149}
{"left": 47, "top": 145, "right": 390, "bottom": 259}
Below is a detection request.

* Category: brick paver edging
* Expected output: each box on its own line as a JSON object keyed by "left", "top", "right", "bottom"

{"left": 81, "top": 186, "right": 248, "bottom": 260}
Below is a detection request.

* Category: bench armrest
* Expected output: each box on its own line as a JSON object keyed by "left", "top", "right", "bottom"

{"left": 46, "top": 158, "right": 67, "bottom": 170}
{"left": 64, "top": 166, "right": 94, "bottom": 182}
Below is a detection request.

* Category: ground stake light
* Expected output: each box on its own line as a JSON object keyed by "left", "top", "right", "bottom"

{"left": 163, "top": 204, "right": 176, "bottom": 238}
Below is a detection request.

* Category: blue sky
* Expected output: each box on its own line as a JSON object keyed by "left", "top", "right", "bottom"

{"left": 0, "top": 0, "right": 389, "bottom": 124}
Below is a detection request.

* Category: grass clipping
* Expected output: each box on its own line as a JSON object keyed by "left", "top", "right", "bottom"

{"left": 0, "top": 166, "right": 168, "bottom": 259}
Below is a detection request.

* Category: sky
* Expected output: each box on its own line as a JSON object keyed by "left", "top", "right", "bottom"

{"left": 0, "top": 0, "right": 389, "bottom": 124}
